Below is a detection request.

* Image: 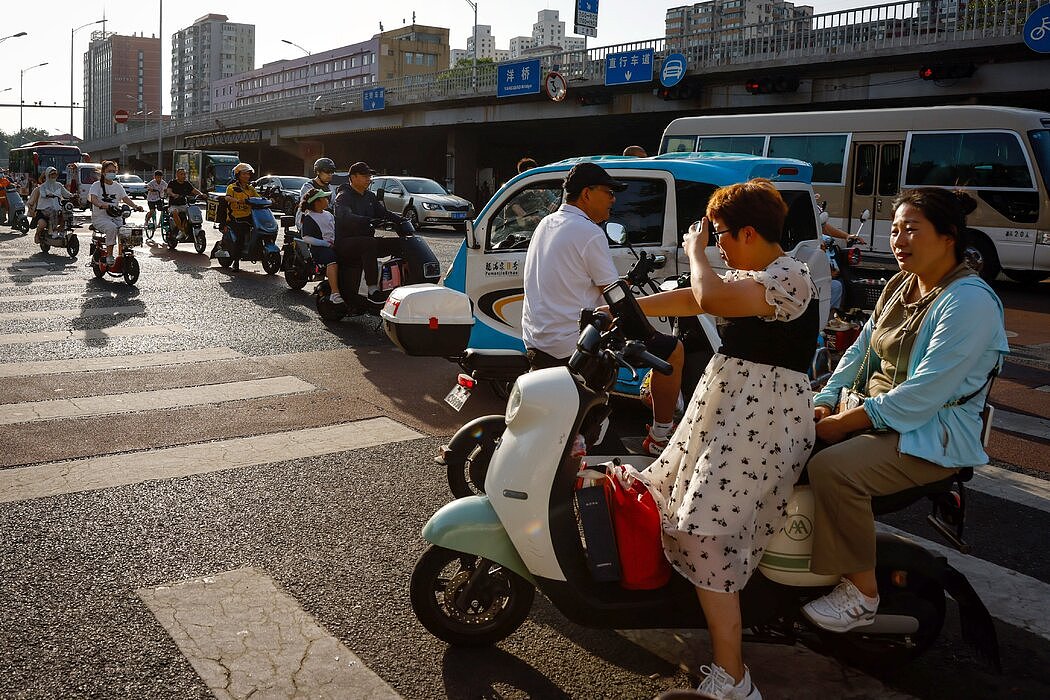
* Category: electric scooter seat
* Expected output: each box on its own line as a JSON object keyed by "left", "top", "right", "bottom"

{"left": 871, "top": 466, "right": 973, "bottom": 516}
{"left": 459, "top": 348, "right": 531, "bottom": 379}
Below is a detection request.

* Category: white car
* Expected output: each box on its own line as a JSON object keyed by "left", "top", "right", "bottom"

{"left": 116, "top": 174, "right": 147, "bottom": 199}
{"left": 369, "top": 176, "right": 474, "bottom": 231}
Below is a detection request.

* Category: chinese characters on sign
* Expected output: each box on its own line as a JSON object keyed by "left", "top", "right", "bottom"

{"left": 363, "top": 88, "right": 386, "bottom": 112}
{"left": 575, "top": 0, "right": 599, "bottom": 38}
{"left": 604, "top": 48, "right": 655, "bottom": 86}
{"left": 497, "top": 59, "right": 542, "bottom": 98}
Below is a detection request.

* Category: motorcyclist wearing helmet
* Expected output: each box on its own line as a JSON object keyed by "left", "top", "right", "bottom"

{"left": 27, "top": 167, "right": 74, "bottom": 242}
{"left": 332, "top": 161, "right": 411, "bottom": 305}
{"left": 166, "top": 167, "right": 204, "bottom": 235}
{"left": 296, "top": 157, "right": 336, "bottom": 231}
{"left": 89, "top": 161, "right": 143, "bottom": 265}
{"left": 220, "top": 162, "right": 260, "bottom": 270}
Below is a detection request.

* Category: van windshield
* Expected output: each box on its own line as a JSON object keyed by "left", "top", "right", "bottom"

{"left": 1030, "top": 130, "right": 1050, "bottom": 193}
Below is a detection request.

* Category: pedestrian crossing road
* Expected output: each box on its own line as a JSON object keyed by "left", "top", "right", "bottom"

{"left": 0, "top": 228, "right": 1048, "bottom": 699}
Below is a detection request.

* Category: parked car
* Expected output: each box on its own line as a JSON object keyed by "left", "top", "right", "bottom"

{"left": 369, "top": 176, "right": 474, "bottom": 230}
{"left": 254, "top": 175, "right": 311, "bottom": 214}
{"left": 116, "top": 174, "right": 147, "bottom": 199}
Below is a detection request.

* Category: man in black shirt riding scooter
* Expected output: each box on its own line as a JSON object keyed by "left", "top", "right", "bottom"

{"left": 332, "top": 161, "right": 412, "bottom": 305}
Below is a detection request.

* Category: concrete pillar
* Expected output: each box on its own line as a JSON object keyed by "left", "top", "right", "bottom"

{"left": 270, "top": 137, "right": 325, "bottom": 176}
{"left": 446, "top": 128, "right": 479, "bottom": 204}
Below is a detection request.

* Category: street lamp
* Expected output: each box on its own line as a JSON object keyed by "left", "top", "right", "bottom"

{"left": 464, "top": 0, "right": 478, "bottom": 90}
{"left": 281, "top": 39, "right": 311, "bottom": 56}
{"left": 71, "top": 19, "right": 104, "bottom": 138}
{"left": 20, "top": 62, "right": 48, "bottom": 134}
{"left": 1, "top": 31, "right": 27, "bottom": 45}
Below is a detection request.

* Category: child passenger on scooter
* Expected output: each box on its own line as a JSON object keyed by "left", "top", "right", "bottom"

{"left": 299, "top": 188, "right": 343, "bottom": 304}
{"left": 635, "top": 179, "right": 819, "bottom": 700}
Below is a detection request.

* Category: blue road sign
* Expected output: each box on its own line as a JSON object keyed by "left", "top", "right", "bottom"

{"left": 604, "top": 48, "right": 655, "bottom": 87}
{"left": 497, "top": 59, "right": 542, "bottom": 98}
{"left": 1024, "top": 4, "right": 1050, "bottom": 53}
{"left": 660, "top": 53, "right": 688, "bottom": 88}
{"left": 363, "top": 88, "right": 385, "bottom": 112}
{"left": 575, "top": 0, "right": 599, "bottom": 38}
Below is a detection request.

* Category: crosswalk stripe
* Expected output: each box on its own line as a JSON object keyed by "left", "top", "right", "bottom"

{"left": 877, "top": 523, "right": 1050, "bottom": 641}
{"left": 993, "top": 408, "right": 1050, "bottom": 440}
{"left": 0, "top": 278, "right": 88, "bottom": 291}
{"left": 0, "top": 418, "right": 423, "bottom": 503}
{"left": 0, "top": 375, "right": 315, "bottom": 426}
{"left": 0, "top": 269, "right": 74, "bottom": 279}
{"left": 970, "top": 464, "right": 1050, "bottom": 515}
{"left": 0, "top": 324, "right": 184, "bottom": 346}
{"left": 138, "top": 567, "right": 402, "bottom": 700}
{"left": 4, "top": 261, "right": 56, "bottom": 268}
{"left": 0, "top": 347, "right": 243, "bottom": 378}
{"left": 0, "top": 291, "right": 92, "bottom": 303}
{"left": 0, "top": 305, "right": 144, "bottom": 321}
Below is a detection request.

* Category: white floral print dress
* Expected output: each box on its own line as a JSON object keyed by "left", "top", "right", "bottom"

{"left": 640, "top": 256, "right": 817, "bottom": 593}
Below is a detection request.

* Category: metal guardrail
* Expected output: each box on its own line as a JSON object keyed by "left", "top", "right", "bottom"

{"left": 84, "top": 0, "right": 1047, "bottom": 153}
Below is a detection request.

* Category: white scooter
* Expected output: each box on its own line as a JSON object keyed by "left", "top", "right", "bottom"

{"left": 411, "top": 279, "right": 1000, "bottom": 672}
{"left": 37, "top": 200, "right": 80, "bottom": 258}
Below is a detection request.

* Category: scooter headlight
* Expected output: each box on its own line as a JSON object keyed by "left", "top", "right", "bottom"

{"left": 505, "top": 382, "right": 523, "bottom": 425}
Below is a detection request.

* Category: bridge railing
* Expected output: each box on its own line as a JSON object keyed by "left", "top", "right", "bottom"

{"left": 84, "top": 0, "right": 1047, "bottom": 153}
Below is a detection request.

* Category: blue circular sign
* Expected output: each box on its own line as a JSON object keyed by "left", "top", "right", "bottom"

{"left": 660, "top": 53, "right": 688, "bottom": 88}
{"left": 1024, "top": 4, "right": 1050, "bottom": 53}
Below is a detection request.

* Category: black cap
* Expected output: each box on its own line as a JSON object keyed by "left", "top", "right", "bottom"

{"left": 563, "top": 162, "right": 627, "bottom": 196}
{"left": 349, "top": 161, "right": 377, "bottom": 175}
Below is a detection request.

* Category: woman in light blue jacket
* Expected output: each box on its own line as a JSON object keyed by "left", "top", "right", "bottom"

{"left": 800, "top": 188, "right": 1008, "bottom": 634}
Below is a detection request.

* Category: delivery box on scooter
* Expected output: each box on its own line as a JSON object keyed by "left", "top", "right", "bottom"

{"left": 381, "top": 284, "right": 474, "bottom": 357}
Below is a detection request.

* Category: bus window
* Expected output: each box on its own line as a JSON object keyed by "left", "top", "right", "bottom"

{"left": 697, "top": 136, "right": 764, "bottom": 156}
{"left": 607, "top": 179, "right": 667, "bottom": 246}
{"left": 878, "top": 144, "right": 902, "bottom": 197}
{"left": 1029, "top": 130, "right": 1050, "bottom": 192}
{"left": 854, "top": 144, "right": 875, "bottom": 196}
{"left": 664, "top": 136, "right": 698, "bottom": 153}
{"left": 767, "top": 134, "right": 848, "bottom": 183}
{"left": 674, "top": 180, "right": 719, "bottom": 244}
{"left": 906, "top": 132, "right": 1033, "bottom": 189}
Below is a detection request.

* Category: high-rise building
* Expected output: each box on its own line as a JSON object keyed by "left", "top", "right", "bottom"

{"left": 466, "top": 25, "right": 498, "bottom": 60}
{"left": 451, "top": 9, "right": 586, "bottom": 66}
{"left": 211, "top": 24, "right": 449, "bottom": 111}
{"left": 171, "top": 14, "right": 254, "bottom": 120}
{"left": 508, "top": 36, "right": 536, "bottom": 59}
{"left": 83, "top": 31, "right": 161, "bottom": 141}
{"left": 665, "top": 0, "right": 814, "bottom": 40}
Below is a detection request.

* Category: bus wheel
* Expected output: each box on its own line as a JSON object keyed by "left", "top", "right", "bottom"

{"left": 964, "top": 231, "right": 1000, "bottom": 283}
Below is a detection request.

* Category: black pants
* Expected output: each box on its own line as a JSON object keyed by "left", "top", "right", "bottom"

{"left": 334, "top": 235, "right": 402, "bottom": 286}
{"left": 225, "top": 218, "right": 251, "bottom": 259}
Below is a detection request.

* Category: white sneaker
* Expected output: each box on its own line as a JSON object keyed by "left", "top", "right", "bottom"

{"left": 802, "top": 578, "right": 879, "bottom": 632}
{"left": 329, "top": 292, "right": 344, "bottom": 305}
{"left": 696, "top": 664, "right": 761, "bottom": 700}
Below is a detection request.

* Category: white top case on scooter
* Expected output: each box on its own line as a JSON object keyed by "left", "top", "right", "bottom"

{"left": 487, "top": 366, "right": 580, "bottom": 582}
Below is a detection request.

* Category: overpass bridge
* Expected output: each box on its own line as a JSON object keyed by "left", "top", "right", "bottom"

{"left": 83, "top": 0, "right": 1050, "bottom": 203}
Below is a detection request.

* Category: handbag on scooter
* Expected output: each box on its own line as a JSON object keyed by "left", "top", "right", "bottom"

{"left": 606, "top": 464, "right": 672, "bottom": 590}
{"left": 575, "top": 469, "right": 622, "bottom": 583}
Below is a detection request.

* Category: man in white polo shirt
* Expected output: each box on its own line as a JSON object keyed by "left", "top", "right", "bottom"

{"left": 521, "top": 161, "right": 684, "bottom": 454}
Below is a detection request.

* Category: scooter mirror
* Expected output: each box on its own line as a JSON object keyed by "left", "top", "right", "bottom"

{"left": 861, "top": 209, "right": 871, "bottom": 222}
{"left": 606, "top": 222, "right": 628, "bottom": 245}
{"left": 465, "top": 218, "right": 480, "bottom": 249}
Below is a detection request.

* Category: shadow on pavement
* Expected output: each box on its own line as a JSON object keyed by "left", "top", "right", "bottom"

{"left": 441, "top": 646, "right": 572, "bottom": 699}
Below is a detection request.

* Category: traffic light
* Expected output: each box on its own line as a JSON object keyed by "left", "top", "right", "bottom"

{"left": 918, "top": 63, "right": 976, "bottom": 81}
{"left": 577, "top": 90, "right": 612, "bottom": 107}
{"left": 656, "top": 81, "right": 699, "bottom": 101}
{"left": 744, "top": 76, "right": 800, "bottom": 95}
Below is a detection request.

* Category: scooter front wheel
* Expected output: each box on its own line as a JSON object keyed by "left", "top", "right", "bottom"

{"left": 262, "top": 249, "right": 282, "bottom": 275}
{"left": 194, "top": 231, "right": 207, "bottom": 255}
{"left": 122, "top": 256, "right": 140, "bottom": 286}
{"left": 411, "top": 545, "right": 534, "bottom": 647}
{"left": 66, "top": 236, "right": 79, "bottom": 259}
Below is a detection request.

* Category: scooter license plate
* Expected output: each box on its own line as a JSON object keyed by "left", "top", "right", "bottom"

{"left": 444, "top": 384, "right": 472, "bottom": 412}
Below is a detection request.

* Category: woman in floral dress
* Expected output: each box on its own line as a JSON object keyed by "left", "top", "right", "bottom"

{"left": 636, "top": 179, "right": 818, "bottom": 700}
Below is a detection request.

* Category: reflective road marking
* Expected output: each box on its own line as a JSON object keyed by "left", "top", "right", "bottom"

{"left": 0, "top": 347, "right": 242, "bottom": 378}
{"left": 0, "top": 324, "right": 185, "bottom": 346}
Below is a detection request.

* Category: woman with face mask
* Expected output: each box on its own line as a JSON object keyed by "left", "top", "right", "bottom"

{"left": 88, "top": 161, "right": 142, "bottom": 265}
{"left": 26, "top": 167, "right": 73, "bottom": 243}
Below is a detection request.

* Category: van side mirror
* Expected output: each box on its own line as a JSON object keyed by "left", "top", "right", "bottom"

{"left": 466, "top": 218, "right": 480, "bottom": 249}
{"left": 860, "top": 209, "right": 871, "bottom": 222}
{"left": 376, "top": 188, "right": 385, "bottom": 200}
{"left": 606, "top": 222, "right": 628, "bottom": 245}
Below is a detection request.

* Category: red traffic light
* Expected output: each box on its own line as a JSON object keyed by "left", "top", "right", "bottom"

{"left": 744, "top": 76, "right": 798, "bottom": 95}
{"left": 918, "top": 63, "right": 976, "bottom": 81}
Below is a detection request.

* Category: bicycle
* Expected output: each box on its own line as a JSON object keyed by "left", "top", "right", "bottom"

{"left": 1031, "top": 16, "right": 1050, "bottom": 42}
{"left": 144, "top": 200, "right": 170, "bottom": 242}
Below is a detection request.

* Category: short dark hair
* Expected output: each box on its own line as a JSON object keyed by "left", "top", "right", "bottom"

{"left": 891, "top": 188, "right": 977, "bottom": 263}
{"left": 517, "top": 157, "right": 538, "bottom": 174}
{"left": 706, "top": 178, "right": 788, "bottom": 244}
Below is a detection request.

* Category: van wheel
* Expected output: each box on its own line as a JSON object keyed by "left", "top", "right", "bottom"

{"left": 410, "top": 545, "right": 534, "bottom": 647}
{"left": 964, "top": 231, "right": 1000, "bottom": 283}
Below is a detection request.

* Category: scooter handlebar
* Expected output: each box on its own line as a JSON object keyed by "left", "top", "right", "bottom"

{"left": 624, "top": 341, "right": 673, "bottom": 376}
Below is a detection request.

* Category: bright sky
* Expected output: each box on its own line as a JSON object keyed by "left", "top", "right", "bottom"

{"left": 0, "top": 0, "right": 874, "bottom": 138}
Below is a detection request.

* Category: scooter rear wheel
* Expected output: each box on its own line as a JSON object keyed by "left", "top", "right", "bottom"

{"left": 812, "top": 573, "right": 945, "bottom": 671}
{"left": 410, "top": 545, "right": 534, "bottom": 647}
{"left": 66, "top": 236, "right": 79, "bottom": 258}
{"left": 122, "top": 257, "right": 140, "bottom": 286}
{"left": 285, "top": 265, "right": 308, "bottom": 291}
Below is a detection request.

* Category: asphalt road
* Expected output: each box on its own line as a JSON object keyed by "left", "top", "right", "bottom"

{"left": 1, "top": 214, "right": 1048, "bottom": 699}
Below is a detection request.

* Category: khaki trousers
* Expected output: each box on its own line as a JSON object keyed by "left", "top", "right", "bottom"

{"left": 808, "top": 431, "right": 957, "bottom": 576}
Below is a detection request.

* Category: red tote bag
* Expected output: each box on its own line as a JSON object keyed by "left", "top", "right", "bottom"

{"left": 605, "top": 466, "right": 672, "bottom": 590}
